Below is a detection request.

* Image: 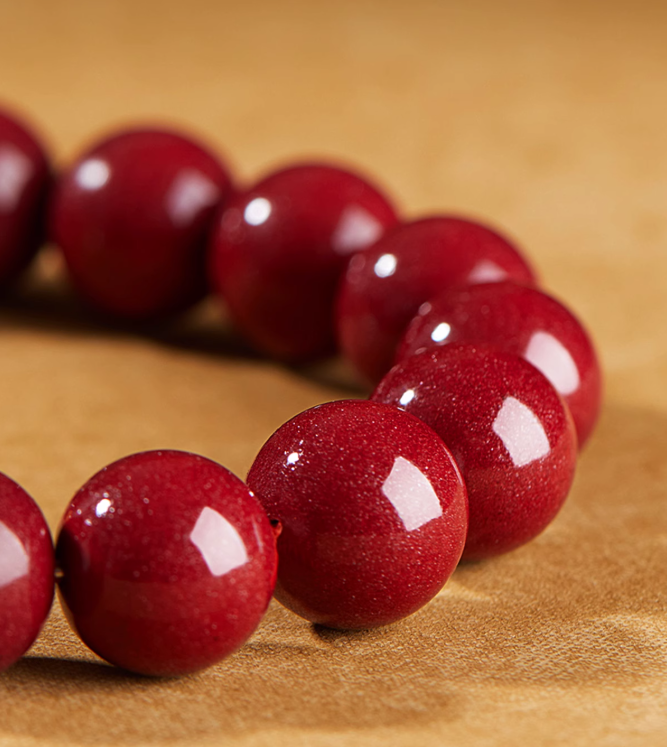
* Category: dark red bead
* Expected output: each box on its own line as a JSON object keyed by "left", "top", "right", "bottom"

{"left": 336, "top": 216, "right": 537, "bottom": 384}
{"left": 51, "top": 128, "right": 233, "bottom": 320}
{"left": 373, "top": 345, "right": 577, "bottom": 560}
{"left": 56, "top": 450, "right": 277, "bottom": 677}
{"left": 209, "top": 163, "right": 398, "bottom": 361}
{"left": 247, "top": 399, "right": 468, "bottom": 629}
{"left": 398, "top": 282, "right": 602, "bottom": 447}
{"left": 0, "top": 106, "right": 51, "bottom": 286}
{"left": 0, "top": 473, "right": 54, "bottom": 673}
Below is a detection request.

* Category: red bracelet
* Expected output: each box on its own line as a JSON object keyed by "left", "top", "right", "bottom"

{"left": 0, "top": 103, "right": 601, "bottom": 678}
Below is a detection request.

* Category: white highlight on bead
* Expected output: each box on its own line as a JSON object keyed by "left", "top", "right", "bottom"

{"left": 244, "top": 197, "right": 272, "bottom": 226}
{"left": 0, "top": 145, "right": 32, "bottom": 213}
{"left": 167, "top": 169, "right": 220, "bottom": 226}
{"left": 331, "top": 205, "right": 383, "bottom": 254}
{"left": 0, "top": 521, "right": 29, "bottom": 589}
{"left": 75, "top": 158, "right": 111, "bottom": 191}
{"left": 525, "top": 331, "right": 580, "bottom": 396}
{"left": 190, "top": 506, "right": 249, "bottom": 577}
{"left": 399, "top": 388, "right": 416, "bottom": 406}
{"left": 374, "top": 253, "right": 397, "bottom": 278}
{"left": 468, "top": 259, "right": 507, "bottom": 283}
{"left": 492, "top": 396, "right": 550, "bottom": 467}
{"left": 431, "top": 322, "right": 452, "bottom": 343}
{"left": 381, "top": 456, "right": 442, "bottom": 532}
{"left": 95, "top": 498, "right": 112, "bottom": 517}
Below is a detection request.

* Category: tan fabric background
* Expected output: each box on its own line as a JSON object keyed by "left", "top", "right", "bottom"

{"left": 1, "top": 0, "right": 667, "bottom": 744}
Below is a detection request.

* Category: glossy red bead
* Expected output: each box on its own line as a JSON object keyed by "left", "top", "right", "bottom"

{"left": 247, "top": 399, "right": 468, "bottom": 629}
{"left": 56, "top": 450, "right": 277, "bottom": 677}
{"left": 51, "top": 128, "right": 233, "bottom": 320}
{"left": 0, "top": 473, "right": 54, "bottom": 673}
{"left": 398, "top": 282, "right": 602, "bottom": 447}
{"left": 336, "top": 216, "right": 538, "bottom": 384}
{"left": 209, "top": 163, "right": 398, "bottom": 361}
{"left": 0, "top": 106, "right": 51, "bottom": 286}
{"left": 373, "top": 344, "right": 577, "bottom": 560}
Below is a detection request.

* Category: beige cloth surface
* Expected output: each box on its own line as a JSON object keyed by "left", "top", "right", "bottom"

{"left": 1, "top": 0, "right": 667, "bottom": 744}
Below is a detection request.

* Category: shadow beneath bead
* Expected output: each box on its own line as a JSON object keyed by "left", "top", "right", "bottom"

{"left": 6, "top": 655, "right": 148, "bottom": 687}
{"left": 0, "top": 248, "right": 366, "bottom": 394}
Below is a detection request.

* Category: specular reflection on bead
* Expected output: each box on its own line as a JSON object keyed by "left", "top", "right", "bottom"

{"left": 373, "top": 252, "right": 397, "bottom": 278}
{"left": 166, "top": 168, "right": 220, "bottom": 227}
{"left": 467, "top": 259, "right": 508, "bottom": 283}
{"left": 0, "top": 520, "right": 29, "bottom": 589}
{"left": 492, "top": 395, "right": 551, "bottom": 467}
{"left": 381, "top": 456, "right": 443, "bottom": 531}
{"left": 0, "top": 145, "right": 32, "bottom": 212}
{"left": 524, "top": 330, "right": 581, "bottom": 396}
{"left": 75, "top": 158, "right": 111, "bottom": 191}
{"left": 331, "top": 204, "right": 383, "bottom": 254}
{"left": 189, "top": 505, "right": 249, "bottom": 577}
{"left": 244, "top": 196, "right": 272, "bottom": 226}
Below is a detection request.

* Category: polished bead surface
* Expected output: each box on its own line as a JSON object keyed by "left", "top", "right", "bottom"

{"left": 247, "top": 399, "right": 468, "bottom": 629}
{"left": 398, "top": 282, "right": 602, "bottom": 447}
{"left": 209, "top": 163, "right": 398, "bottom": 361}
{"left": 56, "top": 450, "right": 277, "bottom": 677}
{"left": 0, "top": 106, "right": 51, "bottom": 286}
{"left": 0, "top": 473, "right": 54, "bottom": 673}
{"left": 336, "top": 216, "right": 537, "bottom": 384}
{"left": 373, "top": 345, "right": 577, "bottom": 560}
{"left": 51, "top": 128, "right": 233, "bottom": 319}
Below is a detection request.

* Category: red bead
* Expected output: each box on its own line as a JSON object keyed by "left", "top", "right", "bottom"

{"left": 398, "top": 282, "right": 602, "bottom": 447}
{"left": 0, "top": 106, "right": 51, "bottom": 286}
{"left": 336, "top": 216, "right": 537, "bottom": 384}
{"left": 209, "top": 163, "right": 398, "bottom": 361}
{"left": 247, "top": 400, "right": 468, "bottom": 629}
{"left": 56, "top": 450, "right": 277, "bottom": 677}
{"left": 51, "top": 128, "right": 233, "bottom": 320}
{"left": 373, "top": 345, "right": 577, "bottom": 560}
{"left": 0, "top": 473, "right": 54, "bottom": 673}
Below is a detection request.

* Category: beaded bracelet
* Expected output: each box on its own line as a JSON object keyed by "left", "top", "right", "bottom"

{"left": 0, "top": 104, "right": 601, "bottom": 678}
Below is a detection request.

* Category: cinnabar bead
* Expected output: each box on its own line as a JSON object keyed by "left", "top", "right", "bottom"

{"left": 247, "top": 400, "right": 468, "bottom": 629}
{"left": 336, "top": 216, "right": 537, "bottom": 384}
{"left": 0, "top": 106, "right": 51, "bottom": 286}
{"left": 51, "top": 128, "right": 233, "bottom": 320}
{"left": 397, "top": 282, "right": 602, "bottom": 447}
{"left": 0, "top": 473, "right": 54, "bottom": 673}
{"left": 56, "top": 450, "right": 277, "bottom": 677}
{"left": 208, "top": 163, "right": 398, "bottom": 361}
{"left": 373, "top": 344, "right": 577, "bottom": 560}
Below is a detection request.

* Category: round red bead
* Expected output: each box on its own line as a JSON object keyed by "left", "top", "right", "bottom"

{"left": 0, "top": 473, "right": 54, "bottom": 673}
{"left": 373, "top": 344, "right": 577, "bottom": 560}
{"left": 247, "top": 399, "right": 468, "bottom": 629}
{"left": 0, "top": 106, "right": 51, "bottom": 287}
{"left": 51, "top": 128, "right": 233, "bottom": 320}
{"left": 209, "top": 163, "right": 398, "bottom": 361}
{"left": 56, "top": 450, "right": 277, "bottom": 677}
{"left": 397, "top": 282, "right": 602, "bottom": 447}
{"left": 336, "top": 216, "right": 537, "bottom": 384}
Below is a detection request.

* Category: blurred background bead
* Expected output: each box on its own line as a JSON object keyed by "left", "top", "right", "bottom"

{"left": 51, "top": 128, "right": 233, "bottom": 320}
{"left": 337, "top": 216, "right": 537, "bottom": 384}
{"left": 209, "top": 163, "right": 398, "bottom": 362}
{"left": 0, "top": 106, "right": 51, "bottom": 288}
